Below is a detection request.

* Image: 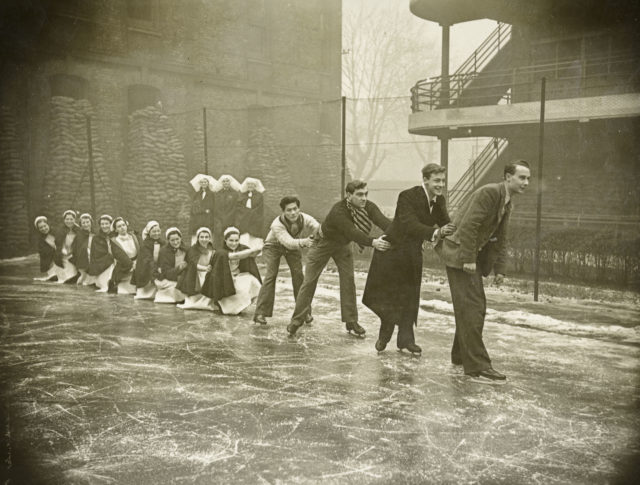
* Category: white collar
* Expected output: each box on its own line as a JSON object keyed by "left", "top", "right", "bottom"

{"left": 422, "top": 183, "right": 437, "bottom": 206}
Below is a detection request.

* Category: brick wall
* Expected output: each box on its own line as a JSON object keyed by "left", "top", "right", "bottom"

{"left": 0, "top": 0, "right": 342, "bottom": 256}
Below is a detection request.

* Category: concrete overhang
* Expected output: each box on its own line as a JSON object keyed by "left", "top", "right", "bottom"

{"left": 408, "top": 93, "right": 640, "bottom": 138}
{"left": 409, "top": 0, "right": 640, "bottom": 27}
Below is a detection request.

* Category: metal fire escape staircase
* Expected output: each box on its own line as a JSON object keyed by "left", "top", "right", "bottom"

{"left": 448, "top": 138, "right": 508, "bottom": 211}
{"left": 410, "top": 23, "right": 513, "bottom": 209}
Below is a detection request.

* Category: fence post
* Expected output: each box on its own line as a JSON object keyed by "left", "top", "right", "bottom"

{"left": 202, "top": 107, "right": 208, "bottom": 174}
{"left": 85, "top": 115, "right": 96, "bottom": 218}
{"left": 534, "top": 77, "right": 546, "bottom": 302}
{"left": 341, "top": 96, "right": 346, "bottom": 197}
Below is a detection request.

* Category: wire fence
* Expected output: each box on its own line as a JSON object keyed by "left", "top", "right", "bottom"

{"left": 1, "top": 93, "right": 638, "bottom": 289}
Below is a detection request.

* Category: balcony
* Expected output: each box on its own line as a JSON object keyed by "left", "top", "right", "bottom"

{"left": 409, "top": 55, "right": 640, "bottom": 137}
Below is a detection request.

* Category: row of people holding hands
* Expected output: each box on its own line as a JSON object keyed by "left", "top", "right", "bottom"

{"left": 33, "top": 195, "right": 319, "bottom": 320}
{"left": 33, "top": 211, "right": 262, "bottom": 314}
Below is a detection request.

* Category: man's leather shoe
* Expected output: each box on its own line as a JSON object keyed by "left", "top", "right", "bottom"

{"left": 375, "top": 339, "right": 387, "bottom": 352}
{"left": 398, "top": 343, "right": 422, "bottom": 355}
{"left": 304, "top": 314, "right": 314, "bottom": 324}
{"left": 466, "top": 368, "right": 506, "bottom": 381}
{"left": 287, "top": 321, "right": 302, "bottom": 336}
{"left": 345, "top": 321, "right": 365, "bottom": 336}
{"left": 253, "top": 314, "right": 267, "bottom": 325}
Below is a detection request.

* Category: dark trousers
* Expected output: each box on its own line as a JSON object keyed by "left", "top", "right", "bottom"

{"left": 378, "top": 319, "right": 415, "bottom": 347}
{"left": 446, "top": 266, "right": 492, "bottom": 374}
{"left": 291, "top": 238, "right": 357, "bottom": 325}
{"left": 254, "top": 244, "right": 305, "bottom": 317}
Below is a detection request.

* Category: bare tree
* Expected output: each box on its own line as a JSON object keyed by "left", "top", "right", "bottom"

{"left": 342, "top": 2, "right": 438, "bottom": 180}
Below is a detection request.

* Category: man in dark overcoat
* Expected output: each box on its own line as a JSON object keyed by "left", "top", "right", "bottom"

{"left": 435, "top": 160, "right": 530, "bottom": 382}
{"left": 363, "top": 163, "right": 454, "bottom": 355}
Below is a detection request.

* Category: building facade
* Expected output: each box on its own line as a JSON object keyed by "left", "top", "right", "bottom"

{"left": 408, "top": 0, "right": 639, "bottom": 284}
{"left": 0, "top": 0, "right": 342, "bottom": 255}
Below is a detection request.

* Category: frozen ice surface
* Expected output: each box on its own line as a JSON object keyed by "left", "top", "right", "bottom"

{"left": 1, "top": 256, "right": 639, "bottom": 484}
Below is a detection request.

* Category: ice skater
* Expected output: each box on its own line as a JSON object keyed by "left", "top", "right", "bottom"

{"left": 253, "top": 195, "right": 320, "bottom": 325}
{"left": 363, "top": 163, "right": 455, "bottom": 355}
{"left": 435, "top": 160, "right": 531, "bottom": 383}
{"left": 287, "top": 180, "right": 391, "bottom": 337}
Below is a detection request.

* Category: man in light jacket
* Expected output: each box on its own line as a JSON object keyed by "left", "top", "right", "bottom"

{"left": 435, "top": 160, "right": 530, "bottom": 383}
{"left": 253, "top": 196, "right": 320, "bottom": 325}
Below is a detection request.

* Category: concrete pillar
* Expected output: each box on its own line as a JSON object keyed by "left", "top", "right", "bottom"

{"left": 440, "top": 135, "right": 449, "bottom": 195}
{"left": 440, "top": 23, "right": 450, "bottom": 108}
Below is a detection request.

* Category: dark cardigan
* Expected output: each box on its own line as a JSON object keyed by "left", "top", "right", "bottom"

{"left": 155, "top": 244, "right": 188, "bottom": 282}
{"left": 87, "top": 232, "right": 114, "bottom": 276}
{"left": 134, "top": 237, "right": 165, "bottom": 288}
{"left": 37, "top": 233, "right": 56, "bottom": 273}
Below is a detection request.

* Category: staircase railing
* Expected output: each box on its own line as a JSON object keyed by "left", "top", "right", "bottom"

{"left": 411, "top": 22, "right": 512, "bottom": 112}
{"left": 448, "top": 138, "right": 508, "bottom": 211}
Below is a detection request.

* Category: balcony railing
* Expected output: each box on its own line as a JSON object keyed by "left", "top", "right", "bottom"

{"left": 411, "top": 54, "right": 639, "bottom": 112}
{"left": 411, "top": 22, "right": 512, "bottom": 113}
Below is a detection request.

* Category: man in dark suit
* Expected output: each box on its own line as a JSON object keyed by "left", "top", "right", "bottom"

{"left": 287, "top": 180, "right": 391, "bottom": 337}
{"left": 436, "top": 160, "right": 531, "bottom": 382}
{"left": 363, "top": 163, "right": 455, "bottom": 355}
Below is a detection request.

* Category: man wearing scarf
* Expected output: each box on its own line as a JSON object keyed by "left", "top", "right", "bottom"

{"left": 253, "top": 196, "right": 320, "bottom": 325}
{"left": 287, "top": 180, "right": 391, "bottom": 337}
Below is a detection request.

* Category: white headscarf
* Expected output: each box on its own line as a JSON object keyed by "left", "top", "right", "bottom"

{"left": 142, "top": 220, "right": 160, "bottom": 240}
{"left": 240, "top": 177, "right": 265, "bottom": 193}
{"left": 215, "top": 174, "right": 241, "bottom": 192}
{"left": 223, "top": 226, "right": 240, "bottom": 238}
{"left": 195, "top": 227, "right": 212, "bottom": 240}
{"left": 189, "top": 174, "right": 218, "bottom": 192}
{"left": 165, "top": 227, "right": 182, "bottom": 239}
{"left": 62, "top": 209, "right": 77, "bottom": 220}
{"left": 111, "top": 217, "right": 127, "bottom": 233}
{"left": 34, "top": 216, "right": 48, "bottom": 230}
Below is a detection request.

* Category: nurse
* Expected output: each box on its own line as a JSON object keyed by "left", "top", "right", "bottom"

{"left": 236, "top": 177, "right": 265, "bottom": 251}
{"left": 108, "top": 217, "right": 140, "bottom": 295}
{"left": 33, "top": 216, "right": 58, "bottom": 282}
{"left": 88, "top": 215, "right": 115, "bottom": 293}
{"left": 176, "top": 227, "right": 216, "bottom": 311}
{"left": 74, "top": 213, "right": 97, "bottom": 286}
{"left": 54, "top": 209, "right": 80, "bottom": 283}
{"left": 205, "top": 226, "right": 262, "bottom": 315}
{"left": 134, "top": 220, "right": 164, "bottom": 300}
{"left": 154, "top": 227, "right": 188, "bottom": 304}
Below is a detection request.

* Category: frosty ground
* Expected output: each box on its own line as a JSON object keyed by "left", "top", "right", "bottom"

{"left": 1, "top": 255, "right": 638, "bottom": 484}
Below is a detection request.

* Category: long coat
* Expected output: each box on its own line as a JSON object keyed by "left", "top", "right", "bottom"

{"left": 110, "top": 233, "right": 141, "bottom": 284}
{"left": 155, "top": 244, "right": 188, "bottom": 282}
{"left": 435, "top": 182, "right": 510, "bottom": 276}
{"left": 214, "top": 189, "right": 239, "bottom": 232}
{"left": 201, "top": 243, "right": 262, "bottom": 302}
{"left": 37, "top": 233, "right": 56, "bottom": 272}
{"left": 87, "top": 233, "right": 114, "bottom": 276}
{"left": 363, "top": 185, "right": 450, "bottom": 326}
{"left": 190, "top": 189, "right": 216, "bottom": 234}
{"left": 134, "top": 237, "right": 165, "bottom": 288}
{"left": 235, "top": 191, "right": 264, "bottom": 237}
{"left": 176, "top": 244, "right": 215, "bottom": 296}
